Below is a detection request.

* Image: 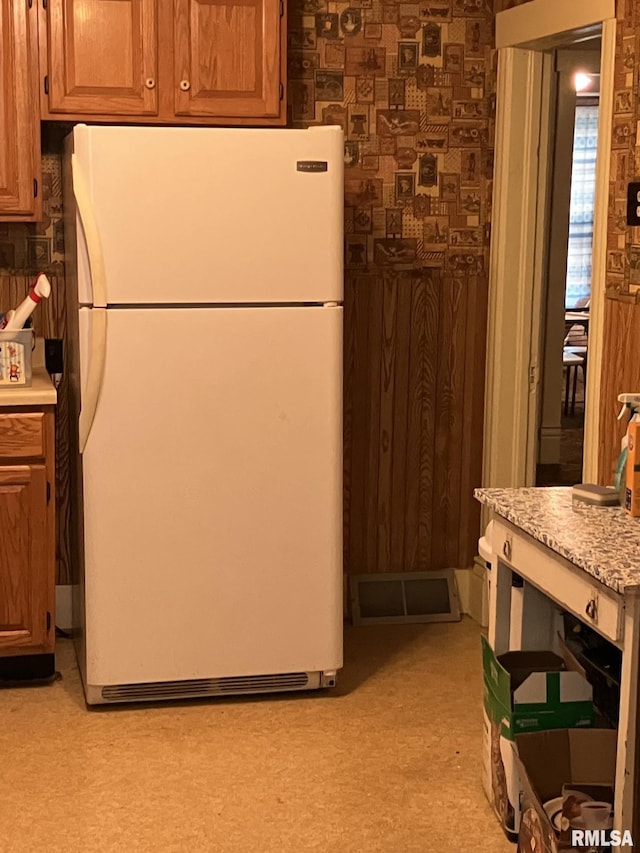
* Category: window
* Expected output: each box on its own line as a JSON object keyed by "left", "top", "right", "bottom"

{"left": 565, "top": 104, "right": 599, "bottom": 309}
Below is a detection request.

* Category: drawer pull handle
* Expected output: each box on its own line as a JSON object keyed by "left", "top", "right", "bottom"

{"left": 502, "top": 539, "right": 512, "bottom": 561}
{"left": 585, "top": 598, "right": 598, "bottom": 620}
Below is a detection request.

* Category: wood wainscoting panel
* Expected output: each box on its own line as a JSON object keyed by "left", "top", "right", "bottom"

{"left": 343, "top": 271, "right": 487, "bottom": 575}
{"left": 387, "top": 277, "right": 411, "bottom": 574}
{"left": 410, "top": 274, "right": 439, "bottom": 572}
{"left": 458, "top": 273, "right": 489, "bottom": 565}
{"left": 433, "top": 278, "right": 466, "bottom": 570}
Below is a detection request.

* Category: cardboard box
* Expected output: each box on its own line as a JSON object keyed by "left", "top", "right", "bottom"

{"left": 515, "top": 729, "right": 618, "bottom": 853}
{"left": 625, "top": 419, "right": 640, "bottom": 517}
{"left": 559, "top": 627, "right": 621, "bottom": 729}
{"left": 482, "top": 637, "right": 595, "bottom": 841}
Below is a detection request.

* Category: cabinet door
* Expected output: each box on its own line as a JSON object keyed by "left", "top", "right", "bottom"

{"left": 0, "top": 466, "right": 49, "bottom": 652}
{"left": 174, "top": 0, "right": 282, "bottom": 118}
{"left": 47, "top": 0, "right": 158, "bottom": 114}
{"left": 0, "top": 0, "right": 40, "bottom": 218}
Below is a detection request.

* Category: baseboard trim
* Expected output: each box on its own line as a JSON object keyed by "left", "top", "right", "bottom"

{"left": 539, "top": 427, "right": 562, "bottom": 465}
{"left": 455, "top": 565, "right": 488, "bottom": 628}
{"left": 55, "top": 584, "right": 73, "bottom": 631}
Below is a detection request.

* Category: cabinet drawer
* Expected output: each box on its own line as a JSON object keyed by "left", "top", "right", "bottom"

{"left": 493, "top": 519, "right": 625, "bottom": 645}
{"left": 0, "top": 413, "right": 45, "bottom": 458}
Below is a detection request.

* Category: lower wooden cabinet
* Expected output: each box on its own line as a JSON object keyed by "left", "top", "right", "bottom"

{"left": 0, "top": 410, "right": 55, "bottom": 671}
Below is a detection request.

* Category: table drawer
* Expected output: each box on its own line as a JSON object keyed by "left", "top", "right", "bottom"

{"left": 492, "top": 519, "right": 624, "bottom": 644}
{"left": 0, "top": 413, "right": 45, "bottom": 459}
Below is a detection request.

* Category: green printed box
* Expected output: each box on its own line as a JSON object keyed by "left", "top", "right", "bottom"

{"left": 481, "top": 636, "right": 594, "bottom": 842}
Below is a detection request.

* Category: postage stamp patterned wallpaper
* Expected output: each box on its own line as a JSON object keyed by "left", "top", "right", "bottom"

{"left": 0, "top": 5, "right": 496, "bottom": 282}
{"left": 606, "top": 0, "right": 640, "bottom": 303}
{"left": 288, "top": 0, "right": 496, "bottom": 274}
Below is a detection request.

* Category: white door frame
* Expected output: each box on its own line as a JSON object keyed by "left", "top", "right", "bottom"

{"left": 482, "top": 0, "right": 616, "bottom": 488}
{"left": 539, "top": 49, "right": 600, "bottom": 466}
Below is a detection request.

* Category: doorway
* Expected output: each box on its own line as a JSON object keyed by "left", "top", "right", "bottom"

{"left": 482, "top": 0, "right": 615, "bottom": 490}
{"left": 536, "top": 45, "right": 601, "bottom": 487}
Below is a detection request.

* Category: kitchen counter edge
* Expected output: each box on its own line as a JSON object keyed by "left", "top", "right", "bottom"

{"left": 0, "top": 368, "right": 57, "bottom": 407}
{"left": 475, "top": 486, "right": 640, "bottom": 595}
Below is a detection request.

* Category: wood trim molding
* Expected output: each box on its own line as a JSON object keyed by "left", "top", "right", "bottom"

{"left": 526, "top": 51, "right": 554, "bottom": 482}
{"left": 486, "top": 10, "right": 615, "bottom": 489}
{"left": 482, "top": 47, "right": 543, "bottom": 488}
{"left": 535, "top": 60, "right": 576, "bottom": 471}
{"left": 496, "top": 0, "right": 615, "bottom": 50}
{"left": 583, "top": 17, "right": 616, "bottom": 483}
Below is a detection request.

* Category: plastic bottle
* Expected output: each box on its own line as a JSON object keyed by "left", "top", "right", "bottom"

{"left": 614, "top": 394, "right": 640, "bottom": 503}
{"left": 0, "top": 273, "right": 51, "bottom": 331}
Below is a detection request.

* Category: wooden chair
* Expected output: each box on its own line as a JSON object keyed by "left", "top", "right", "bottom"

{"left": 563, "top": 348, "right": 584, "bottom": 416}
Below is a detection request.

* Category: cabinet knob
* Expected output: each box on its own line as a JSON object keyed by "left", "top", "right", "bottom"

{"left": 502, "top": 538, "right": 512, "bottom": 562}
{"left": 585, "top": 597, "right": 598, "bottom": 621}
{"left": 180, "top": 79, "right": 191, "bottom": 91}
{"left": 145, "top": 78, "right": 156, "bottom": 89}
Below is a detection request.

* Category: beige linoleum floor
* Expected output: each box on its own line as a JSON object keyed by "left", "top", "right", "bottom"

{"left": 0, "top": 618, "right": 513, "bottom": 853}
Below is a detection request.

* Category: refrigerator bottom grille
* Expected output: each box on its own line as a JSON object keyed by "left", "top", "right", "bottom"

{"left": 100, "top": 672, "right": 310, "bottom": 702}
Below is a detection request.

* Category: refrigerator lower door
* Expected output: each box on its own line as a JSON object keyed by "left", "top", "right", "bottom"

{"left": 78, "top": 305, "right": 342, "bottom": 700}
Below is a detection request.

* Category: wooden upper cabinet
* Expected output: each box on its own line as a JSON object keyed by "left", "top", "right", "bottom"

{"left": 40, "top": 0, "right": 285, "bottom": 122}
{"left": 0, "top": 465, "right": 49, "bottom": 653}
{"left": 0, "top": 0, "right": 40, "bottom": 219}
{"left": 46, "top": 0, "right": 158, "bottom": 114}
{"left": 173, "top": 0, "right": 282, "bottom": 118}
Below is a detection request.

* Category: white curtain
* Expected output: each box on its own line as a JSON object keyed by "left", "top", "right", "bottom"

{"left": 565, "top": 104, "right": 599, "bottom": 309}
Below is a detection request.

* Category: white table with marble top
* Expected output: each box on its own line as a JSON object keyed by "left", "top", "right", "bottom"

{"left": 475, "top": 486, "right": 640, "bottom": 848}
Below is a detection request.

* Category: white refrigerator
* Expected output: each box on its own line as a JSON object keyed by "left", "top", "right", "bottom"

{"left": 63, "top": 124, "right": 344, "bottom": 705}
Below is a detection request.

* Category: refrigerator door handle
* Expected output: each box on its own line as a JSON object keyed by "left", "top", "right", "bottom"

{"left": 72, "top": 153, "right": 108, "bottom": 309}
{"left": 79, "top": 308, "right": 107, "bottom": 454}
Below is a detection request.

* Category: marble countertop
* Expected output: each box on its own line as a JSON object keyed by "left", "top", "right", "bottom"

{"left": 475, "top": 487, "right": 640, "bottom": 594}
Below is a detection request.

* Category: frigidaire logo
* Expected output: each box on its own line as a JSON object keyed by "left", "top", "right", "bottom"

{"left": 571, "top": 829, "right": 634, "bottom": 847}
{"left": 296, "top": 161, "right": 328, "bottom": 172}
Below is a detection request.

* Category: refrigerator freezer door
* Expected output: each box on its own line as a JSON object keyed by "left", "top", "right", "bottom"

{"left": 71, "top": 124, "right": 344, "bottom": 306}
{"left": 79, "top": 305, "right": 343, "bottom": 687}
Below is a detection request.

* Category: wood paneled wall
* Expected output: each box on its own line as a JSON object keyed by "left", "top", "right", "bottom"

{"left": 344, "top": 271, "right": 487, "bottom": 574}
{"left": 597, "top": 0, "right": 640, "bottom": 481}
{"left": 0, "top": 274, "right": 71, "bottom": 584}
{"left": 598, "top": 299, "right": 640, "bottom": 482}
